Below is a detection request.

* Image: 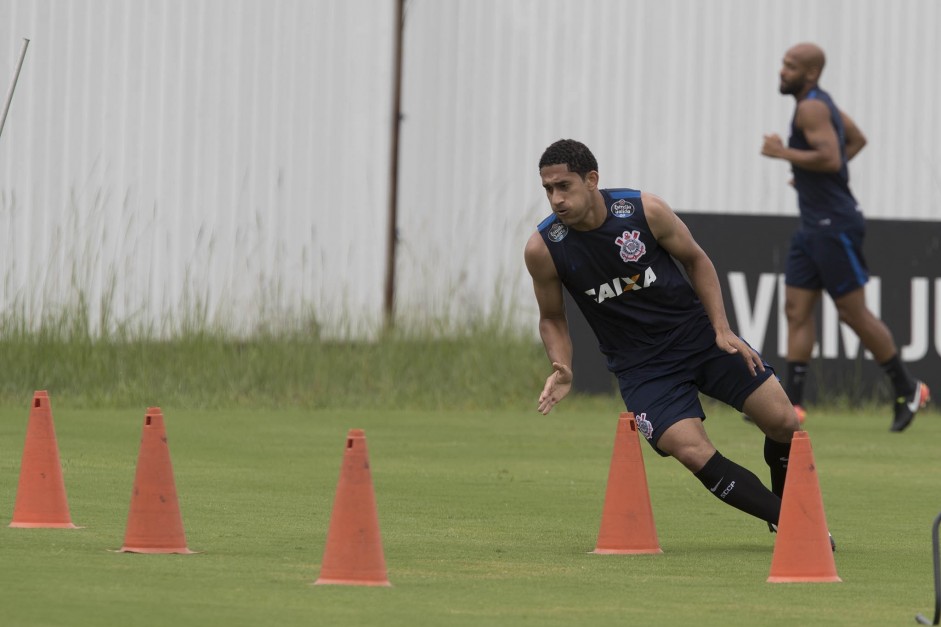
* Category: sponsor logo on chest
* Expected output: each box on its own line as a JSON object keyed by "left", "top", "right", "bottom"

{"left": 582, "top": 231, "right": 657, "bottom": 303}
{"left": 584, "top": 267, "right": 658, "bottom": 303}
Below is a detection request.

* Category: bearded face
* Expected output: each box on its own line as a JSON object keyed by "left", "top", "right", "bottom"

{"left": 779, "top": 71, "right": 807, "bottom": 95}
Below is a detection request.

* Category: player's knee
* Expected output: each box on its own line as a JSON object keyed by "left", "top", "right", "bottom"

{"left": 834, "top": 303, "right": 860, "bottom": 326}
{"left": 668, "top": 442, "right": 715, "bottom": 473}
{"left": 769, "top": 417, "right": 799, "bottom": 442}
{"left": 765, "top": 407, "right": 800, "bottom": 441}
{"left": 748, "top": 399, "right": 799, "bottom": 441}
{"left": 784, "top": 300, "right": 810, "bottom": 326}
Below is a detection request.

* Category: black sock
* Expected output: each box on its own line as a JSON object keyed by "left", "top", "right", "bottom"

{"left": 763, "top": 437, "right": 791, "bottom": 498}
{"left": 694, "top": 451, "right": 781, "bottom": 525}
{"left": 785, "top": 361, "right": 808, "bottom": 405}
{"left": 879, "top": 353, "right": 916, "bottom": 398}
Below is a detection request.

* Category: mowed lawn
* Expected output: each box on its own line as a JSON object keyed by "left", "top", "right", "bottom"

{"left": 1, "top": 398, "right": 938, "bottom": 626}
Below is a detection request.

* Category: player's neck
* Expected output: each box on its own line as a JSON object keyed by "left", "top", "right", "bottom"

{"left": 795, "top": 82, "right": 818, "bottom": 102}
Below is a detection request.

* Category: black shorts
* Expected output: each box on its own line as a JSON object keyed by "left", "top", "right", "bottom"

{"left": 615, "top": 318, "right": 775, "bottom": 457}
{"left": 785, "top": 225, "right": 870, "bottom": 298}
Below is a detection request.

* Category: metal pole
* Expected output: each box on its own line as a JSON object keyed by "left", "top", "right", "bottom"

{"left": 916, "top": 511, "right": 941, "bottom": 625}
{"left": 383, "top": 0, "right": 405, "bottom": 329}
{"left": 0, "top": 38, "right": 30, "bottom": 140}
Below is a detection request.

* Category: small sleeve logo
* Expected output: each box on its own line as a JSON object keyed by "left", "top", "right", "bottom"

{"left": 548, "top": 223, "right": 569, "bottom": 242}
{"left": 610, "top": 199, "right": 635, "bottom": 218}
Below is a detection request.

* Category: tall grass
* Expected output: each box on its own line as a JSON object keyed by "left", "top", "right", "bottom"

{"left": 0, "top": 299, "right": 552, "bottom": 410}
{"left": 2, "top": 185, "right": 553, "bottom": 409}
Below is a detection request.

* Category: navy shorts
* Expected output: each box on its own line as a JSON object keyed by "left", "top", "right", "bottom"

{"left": 615, "top": 318, "right": 775, "bottom": 457}
{"left": 785, "top": 225, "right": 870, "bottom": 299}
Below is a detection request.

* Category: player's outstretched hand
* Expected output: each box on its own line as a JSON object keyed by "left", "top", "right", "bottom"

{"left": 715, "top": 330, "right": 765, "bottom": 376}
{"left": 538, "top": 362, "right": 573, "bottom": 415}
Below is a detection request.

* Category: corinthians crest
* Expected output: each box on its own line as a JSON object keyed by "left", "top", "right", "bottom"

{"left": 615, "top": 230, "right": 646, "bottom": 262}
{"left": 635, "top": 412, "right": 654, "bottom": 440}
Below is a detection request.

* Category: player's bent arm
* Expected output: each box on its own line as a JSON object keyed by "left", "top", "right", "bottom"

{"left": 786, "top": 99, "right": 842, "bottom": 172}
{"left": 524, "top": 232, "right": 573, "bottom": 369}
{"left": 644, "top": 194, "right": 761, "bottom": 370}
{"left": 643, "top": 193, "right": 733, "bottom": 336}
{"left": 840, "top": 110, "right": 867, "bottom": 161}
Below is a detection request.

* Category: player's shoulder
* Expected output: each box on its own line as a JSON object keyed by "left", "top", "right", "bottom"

{"left": 524, "top": 228, "right": 556, "bottom": 278}
{"left": 533, "top": 213, "right": 572, "bottom": 244}
{"left": 536, "top": 212, "right": 559, "bottom": 233}
{"left": 601, "top": 188, "right": 643, "bottom": 219}
{"left": 599, "top": 188, "right": 673, "bottom": 220}
{"left": 638, "top": 191, "right": 672, "bottom": 214}
{"left": 603, "top": 187, "right": 642, "bottom": 199}
{"left": 525, "top": 227, "right": 549, "bottom": 258}
{"left": 796, "top": 92, "right": 832, "bottom": 118}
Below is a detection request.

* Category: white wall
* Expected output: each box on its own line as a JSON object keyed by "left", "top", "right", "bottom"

{"left": 0, "top": 1, "right": 937, "bottom": 336}
{"left": 0, "top": 0, "right": 394, "bottom": 335}
{"left": 395, "top": 0, "right": 941, "bottom": 328}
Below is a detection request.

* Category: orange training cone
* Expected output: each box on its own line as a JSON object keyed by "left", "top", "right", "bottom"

{"left": 9, "top": 391, "right": 78, "bottom": 528}
{"left": 592, "top": 412, "right": 662, "bottom": 554}
{"left": 767, "top": 430, "right": 840, "bottom": 582}
{"left": 120, "top": 408, "right": 194, "bottom": 554}
{"left": 315, "top": 429, "right": 391, "bottom": 586}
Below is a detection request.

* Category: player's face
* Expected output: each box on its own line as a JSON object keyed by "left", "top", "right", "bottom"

{"left": 778, "top": 53, "right": 809, "bottom": 95}
{"left": 540, "top": 164, "right": 595, "bottom": 227}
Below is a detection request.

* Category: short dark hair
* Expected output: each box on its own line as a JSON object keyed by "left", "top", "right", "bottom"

{"left": 538, "top": 139, "right": 598, "bottom": 178}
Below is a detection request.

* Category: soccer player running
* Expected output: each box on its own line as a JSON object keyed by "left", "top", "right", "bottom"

{"left": 525, "top": 139, "right": 801, "bottom": 536}
{"left": 761, "top": 42, "right": 930, "bottom": 432}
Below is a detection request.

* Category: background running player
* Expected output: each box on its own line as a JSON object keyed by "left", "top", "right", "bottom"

{"left": 762, "top": 42, "right": 930, "bottom": 432}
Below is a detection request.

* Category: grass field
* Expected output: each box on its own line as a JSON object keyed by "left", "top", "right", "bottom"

{"left": 1, "top": 395, "right": 938, "bottom": 626}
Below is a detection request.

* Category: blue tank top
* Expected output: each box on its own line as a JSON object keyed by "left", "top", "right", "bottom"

{"left": 538, "top": 189, "right": 709, "bottom": 373}
{"left": 788, "top": 87, "right": 863, "bottom": 231}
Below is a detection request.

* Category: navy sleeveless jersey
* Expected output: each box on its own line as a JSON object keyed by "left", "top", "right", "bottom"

{"left": 788, "top": 88, "right": 862, "bottom": 231}
{"left": 538, "top": 189, "right": 709, "bottom": 373}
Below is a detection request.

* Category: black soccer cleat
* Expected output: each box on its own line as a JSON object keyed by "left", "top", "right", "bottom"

{"left": 890, "top": 380, "right": 931, "bottom": 432}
